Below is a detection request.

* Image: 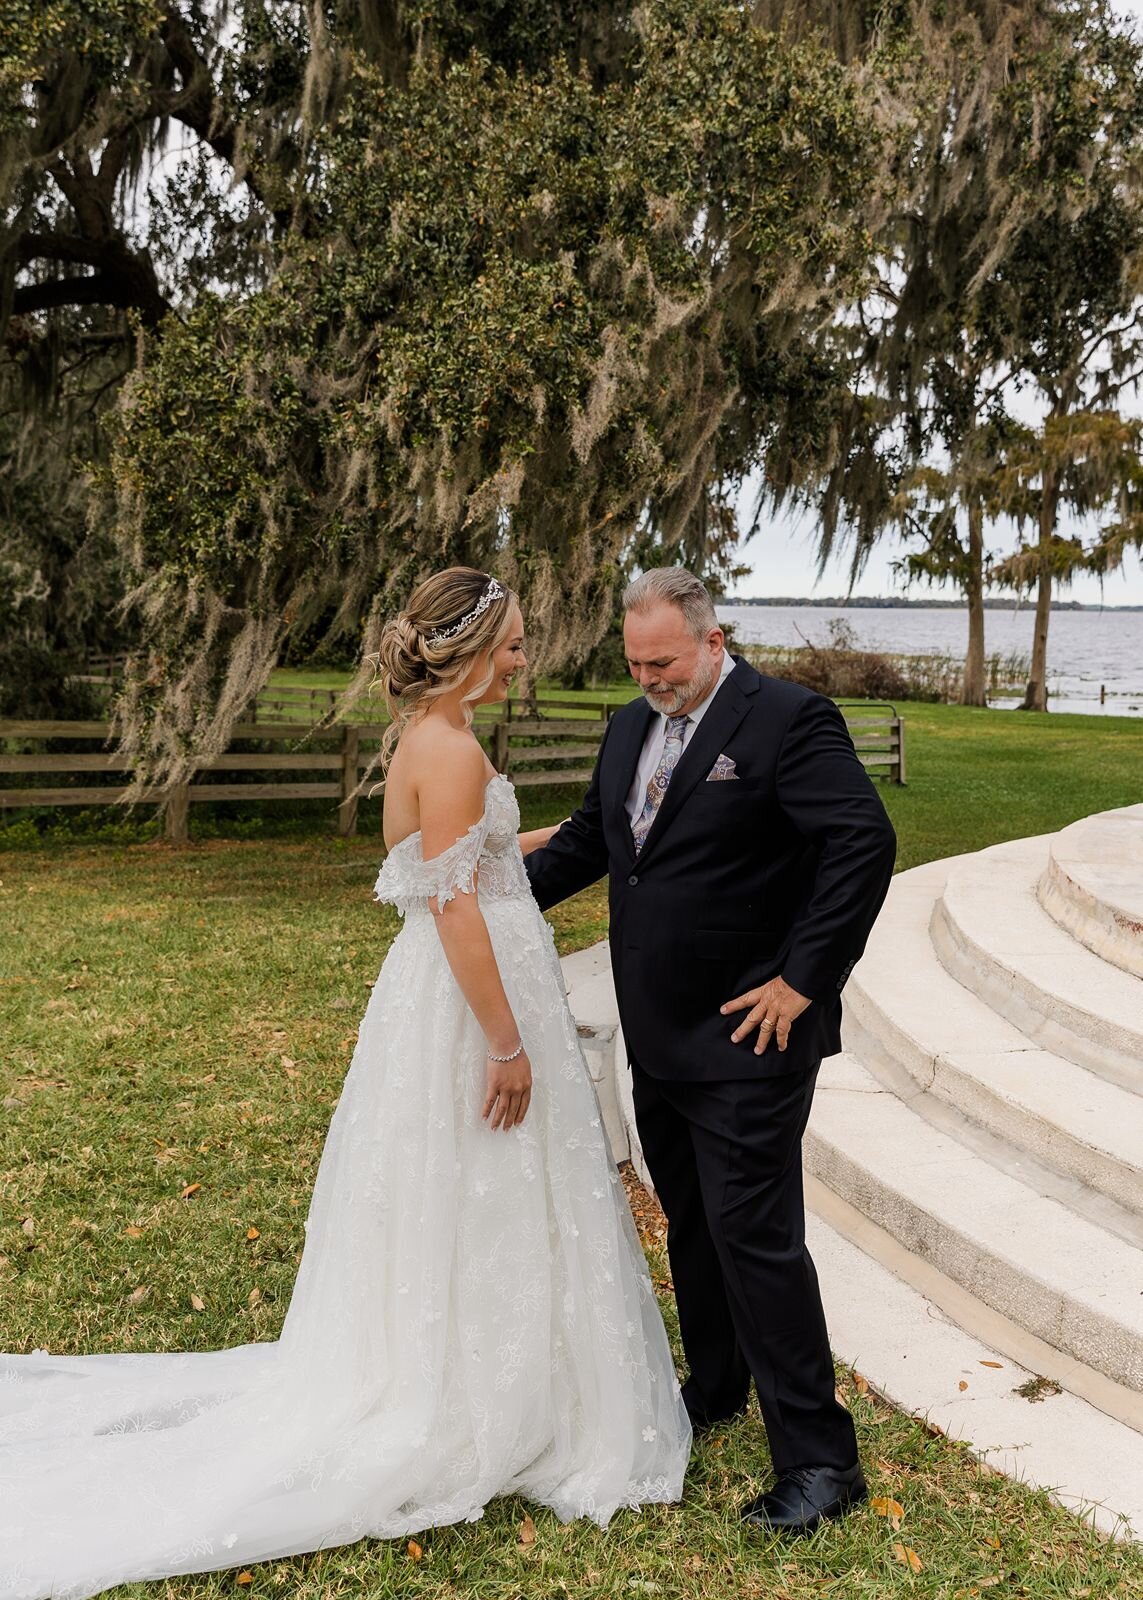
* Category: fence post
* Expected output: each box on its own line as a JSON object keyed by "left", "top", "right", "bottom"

{"left": 895, "top": 716, "right": 907, "bottom": 785}
{"left": 338, "top": 726, "right": 360, "bottom": 837}
{"left": 165, "top": 783, "right": 190, "bottom": 843}
{"left": 492, "top": 719, "right": 510, "bottom": 774}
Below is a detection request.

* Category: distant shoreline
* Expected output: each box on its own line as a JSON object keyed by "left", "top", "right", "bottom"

{"left": 721, "top": 596, "right": 1143, "bottom": 612}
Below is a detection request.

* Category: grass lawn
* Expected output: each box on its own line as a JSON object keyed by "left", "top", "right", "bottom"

{"left": 875, "top": 703, "right": 1142, "bottom": 872}
{"left": 1, "top": 698, "right": 1141, "bottom": 1595}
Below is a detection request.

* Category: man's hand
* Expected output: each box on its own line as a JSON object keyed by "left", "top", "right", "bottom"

{"left": 721, "top": 977, "right": 812, "bottom": 1056}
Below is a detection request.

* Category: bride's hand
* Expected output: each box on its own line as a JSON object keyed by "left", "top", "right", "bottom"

{"left": 482, "top": 1046, "right": 533, "bottom": 1131}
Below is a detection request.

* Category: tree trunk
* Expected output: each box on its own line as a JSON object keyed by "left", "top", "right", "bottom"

{"left": 1018, "top": 473, "right": 1059, "bottom": 712}
{"left": 961, "top": 495, "right": 986, "bottom": 705}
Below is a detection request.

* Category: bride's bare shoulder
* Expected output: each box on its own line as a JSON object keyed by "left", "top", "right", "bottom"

{"left": 394, "top": 718, "right": 487, "bottom": 784}
{"left": 384, "top": 720, "right": 490, "bottom": 849}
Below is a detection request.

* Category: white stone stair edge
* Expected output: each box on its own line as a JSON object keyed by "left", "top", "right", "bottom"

{"left": 559, "top": 939, "right": 636, "bottom": 1169}
{"left": 806, "top": 1055, "right": 1143, "bottom": 1395}
{"left": 841, "top": 999, "right": 1143, "bottom": 1241}
{"left": 1037, "top": 806, "right": 1143, "bottom": 981}
{"left": 842, "top": 861, "right": 1143, "bottom": 1222}
{"left": 931, "top": 841, "right": 1143, "bottom": 1091}
{"left": 1039, "top": 860, "right": 1143, "bottom": 981}
{"left": 807, "top": 1189, "right": 1143, "bottom": 1540}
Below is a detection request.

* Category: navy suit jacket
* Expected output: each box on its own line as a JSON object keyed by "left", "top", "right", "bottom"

{"left": 524, "top": 657, "right": 898, "bottom": 1080}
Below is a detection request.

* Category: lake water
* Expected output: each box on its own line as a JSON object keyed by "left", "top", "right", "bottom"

{"left": 716, "top": 604, "right": 1143, "bottom": 717}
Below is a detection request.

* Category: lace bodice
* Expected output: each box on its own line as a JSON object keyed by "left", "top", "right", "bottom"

{"left": 373, "top": 774, "right": 532, "bottom": 917}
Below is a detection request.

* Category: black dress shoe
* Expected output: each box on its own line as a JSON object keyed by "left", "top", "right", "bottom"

{"left": 740, "top": 1462, "right": 867, "bottom": 1534}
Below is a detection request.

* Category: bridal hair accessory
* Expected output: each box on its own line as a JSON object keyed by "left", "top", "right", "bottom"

{"left": 425, "top": 578, "right": 506, "bottom": 644}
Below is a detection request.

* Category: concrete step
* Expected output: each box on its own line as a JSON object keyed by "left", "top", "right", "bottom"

{"left": 844, "top": 858, "right": 1143, "bottom": 1224}
{"left": 932, "top": 836, "right": 1143, "bottom": 1090}
{"left": 805, "top": 1053, "right": 1143, "bottom": 1395}
{"left": 1038, "top": 806, "right": 1143, "bottom": 980}
{"left": 806, "top": 1189, "right": 1143, "bottom": 1537}
{"left": 560, "top": 939, "right": 630, "bottom": 1164}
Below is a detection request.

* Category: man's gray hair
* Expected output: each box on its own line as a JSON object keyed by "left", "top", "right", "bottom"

{"left": 622, "top": 568, "right": 719, "bottom": 641}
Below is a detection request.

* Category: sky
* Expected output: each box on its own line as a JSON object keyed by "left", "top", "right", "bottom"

{"left": 729, "top": 0, "right": 1143, "bottom": 608}
{"left": 727, "top": 499, "right": 1143, "bottom": 606}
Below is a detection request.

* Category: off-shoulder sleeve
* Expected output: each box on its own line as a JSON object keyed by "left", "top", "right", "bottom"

{"left": 373, "top": 812, "right": 490, "bottom": 918}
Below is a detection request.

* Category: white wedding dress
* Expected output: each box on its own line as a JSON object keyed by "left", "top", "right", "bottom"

{"left": 0, "top": 776, "right": 689, "bottom": 1600}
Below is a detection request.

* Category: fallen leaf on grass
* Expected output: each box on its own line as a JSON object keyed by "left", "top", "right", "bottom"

{"left": 854, "top": 1373, "right": 869, "bottom": 1395}
{"left": 246, "top": 1227, "right": 260, "bottom": 1241}
{"left": 20, "top": 1217, "right": 34, "bottom": 1237}
{"left": 190, "top": 1294, "right": 206, "bottom": 1312}
{"left": 180, "top": 1183, "right": 202, "bottom": 1200}
{"left": 976, "top": 1578, "right": 1002, "bottom": 1589}
{"left": 124, "top": 1225, "right": 143, "bottom": 1238}
{"left": 126, "top": 1286, "right": 149, "bottom": 1304}
{"left": 892, "top": 1543, "right": 922, "bottom": 1573}
{"left": 984, "top": 1535, "right": 1001, "bottom": 1549}
{"left": 871, "top": 1497, "right": 904, "bottom": 1529}
{"left": 518, "top": 1514, "right": 536, "bottom": 1548}
{"left": 235, "top": 1572, "right": 252, "bottom": 1586}
{"left": 248, "top": 1287, "right": 262, "bottom": 1307}
{"left": 406, "top": 1540, "right": 423, "bottom": 1562}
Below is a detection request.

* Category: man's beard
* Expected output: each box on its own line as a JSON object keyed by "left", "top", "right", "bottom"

{"left": 642, "top": 654, "right": 721, "bottom": 715}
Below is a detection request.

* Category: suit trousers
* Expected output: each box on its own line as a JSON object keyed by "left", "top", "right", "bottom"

{"left": 630, "top": 1058, "right": 858, "bottom": 1473}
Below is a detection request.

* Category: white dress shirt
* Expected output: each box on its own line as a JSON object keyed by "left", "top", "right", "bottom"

{"left": 625, "top": 649, "right": 736, "bottom": 827}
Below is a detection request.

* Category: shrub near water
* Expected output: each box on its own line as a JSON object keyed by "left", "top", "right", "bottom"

{"left": 742, "top": 621, "right": 1030, "bottom": 703}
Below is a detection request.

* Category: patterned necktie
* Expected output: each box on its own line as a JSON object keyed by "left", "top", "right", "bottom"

{"left": 632, "top": 715, "right": 689, "bottom": 856}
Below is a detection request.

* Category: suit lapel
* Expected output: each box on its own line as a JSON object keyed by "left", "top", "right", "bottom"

{"left": 634, "top": 659, "right": 757, "bottom": 868}
{"left": 603, "top": 697, "right": 655, "bottom": 864}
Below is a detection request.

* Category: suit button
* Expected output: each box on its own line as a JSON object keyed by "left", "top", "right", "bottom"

{"left": 627, "top": 874, "right": 639, "bottom": 886}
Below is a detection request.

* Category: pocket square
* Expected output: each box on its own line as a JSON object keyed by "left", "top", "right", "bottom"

{"left": 706, "top": 753, "right": 738, "bottom": 781}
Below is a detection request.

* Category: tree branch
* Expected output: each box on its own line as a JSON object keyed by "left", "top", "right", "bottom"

{"left": 13, "top": 266, "right": 168, "bottom": 326}
{"left": 156, "top": 7, "right": 293, "bottom": 229}
{"left": 16, "top": 232, "right": 108, "bottom": 269}
{"left": 160, "top": 7, "right": 239, "bottom": 167}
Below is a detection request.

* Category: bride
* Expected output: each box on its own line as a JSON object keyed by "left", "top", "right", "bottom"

{"left": 0, "top": 568, "right": 690, "bottom": 1600}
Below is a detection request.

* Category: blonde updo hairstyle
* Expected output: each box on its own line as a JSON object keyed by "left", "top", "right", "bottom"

{"left": 375, "top": 567, "right": 517, "bottom": 771}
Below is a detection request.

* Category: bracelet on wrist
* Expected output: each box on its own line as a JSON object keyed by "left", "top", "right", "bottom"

{"left": 487, "top": 1040, "right": 524, "bottom": 1062}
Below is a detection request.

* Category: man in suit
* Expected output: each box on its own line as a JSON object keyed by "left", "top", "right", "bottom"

{"left": 524, "top": 568, "right": 897, "bottom": 1534}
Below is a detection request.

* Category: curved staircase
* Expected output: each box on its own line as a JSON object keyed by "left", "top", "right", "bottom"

{"left": 809, "top": 806, "right": 1143, "bottom": 1398}
{"left": 803, "top": 805, "right": 1143, "bottom": 1532}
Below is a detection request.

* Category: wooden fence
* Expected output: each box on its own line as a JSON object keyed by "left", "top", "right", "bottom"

{"left": 835, "top": 700, "right": 907, "bottom": 784}
{"left": 1, "top": 698, "right": 903, "bottom": 841}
